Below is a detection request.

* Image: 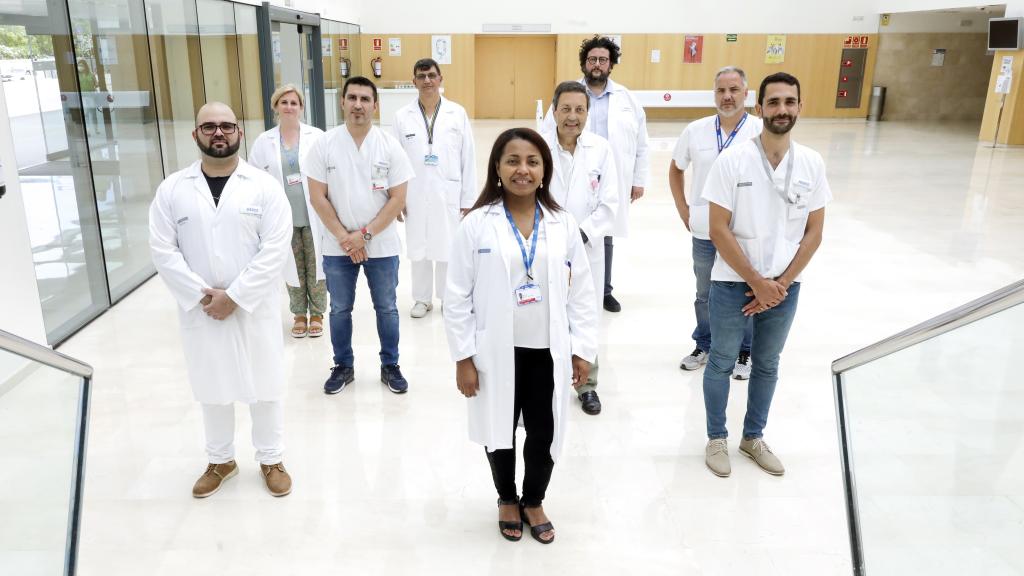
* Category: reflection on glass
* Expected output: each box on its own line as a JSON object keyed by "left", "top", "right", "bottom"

{"left": 321, "top": 20, "right": 360, "bottom": 130}
{"left": 234, "top": 4, "right": 264, "bottom": 154}
{"left": 146, "top": 0, "right": 204, "bottom": 174}
{"left": 1, "top": 5, "right": 108, "bottom": 344}
{"left": 839, "top": 302, "right": 1024, "bottom": 575}
{"left": 69, "top": 0, "right": 165, "bottom": 301}
{"left": 196, "top": 0, "right": 244, "bottom": 152}
{"left": 0, "top": 351, "right": 83, "bottom": 574}
{"left": 271, "top": 21, "right": 311, "bottom": 125}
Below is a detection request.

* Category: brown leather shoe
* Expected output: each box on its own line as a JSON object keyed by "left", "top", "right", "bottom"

{"left": 260, "top": 462, "right": 292, "bottom": 497}
{"left": 192, "top": 460, "right": 238, "bottom": 498}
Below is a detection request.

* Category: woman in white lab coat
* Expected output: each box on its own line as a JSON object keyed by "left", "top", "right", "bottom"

{"left": 249, "top": 84, "right": 326, "bottom": 338}
{"left": 444, "top": 127, "right": 597, "bottom": 544}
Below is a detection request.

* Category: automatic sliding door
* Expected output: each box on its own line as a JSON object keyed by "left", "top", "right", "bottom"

{"left": 0, "top": 1, "right": 109, "bottom": 344}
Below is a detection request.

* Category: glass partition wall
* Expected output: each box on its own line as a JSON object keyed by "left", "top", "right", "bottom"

{"left": 833, "top": 281, "right": 1024, "bottom": 576}
{"left": 0, "top": 0, "right": 352, "bottom": 345}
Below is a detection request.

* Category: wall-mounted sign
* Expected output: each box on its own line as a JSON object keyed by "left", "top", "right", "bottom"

{"left": 432, "top": 35, "right": 452, "bottom": 65}
{"left": 372, "top": 37, "right": 382, "bottom": 51}
{"left": 765, "top": 35, "right": 786, "bottom": 64}
{"left": 726, "top": 34, "right": 738, "bottom": 43}
{"left": 339, "top": 38, "right": 349, "bottom": 51}
{"left": 389, "top": 38, "right": 401, "bottom": 57}
{"left": 843, "top": 35, "right": 870, "bottom": 49}
{"left": 321, "top": 38, "right": 332, "bottom": 57}
{"left": 931, "top": 48, "right": 946, "bottom": 67}
{"left": 684, "top": 35, "right": 703, "bottom": 64}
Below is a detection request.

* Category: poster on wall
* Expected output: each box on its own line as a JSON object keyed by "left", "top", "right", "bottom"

{"left": 683, "top": 35, "right": 703, "bottom": 63}
{"left": 321, "top": 38, "right": 332, "bottom": 57}
{"left": 432, "top": 35, "right": 452, "bottom": 65}
{"left": 389, "top": 38, "right": 402, "bottom": 57}
{"left": 765, "top": 35, "right": 786, "bottom": 64}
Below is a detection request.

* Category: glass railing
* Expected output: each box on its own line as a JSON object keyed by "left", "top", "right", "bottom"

{"left": 0, "top": 329, "right": 92, "bottom": 575}
{"left": 832, "top": 279, "right": 1024, "bottom": 576}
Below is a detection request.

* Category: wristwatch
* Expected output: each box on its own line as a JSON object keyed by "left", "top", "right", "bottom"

{"left": 361, "top": 226, "right": 373, "bottom": 242}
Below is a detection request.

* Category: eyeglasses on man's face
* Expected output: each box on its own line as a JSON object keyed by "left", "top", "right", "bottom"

{"left": 197, "top": 122, "right": 239, "bottom": 135}
{"left": 415, "top": 72, "right": 440, "bottom": 81}
{"left": 586, "top": 56, "right": 610, "bottom": 65}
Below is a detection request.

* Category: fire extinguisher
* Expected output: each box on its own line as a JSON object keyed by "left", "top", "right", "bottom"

{"left": 371, "top": 57, "right": 382, "bottom": 79}
{"left": 339, "top": 57, "right": 351, "bottom": 78}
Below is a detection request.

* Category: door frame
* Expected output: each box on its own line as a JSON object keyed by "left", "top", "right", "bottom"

{"left": 256, "top": 2, "right": 325, "bottom": 130}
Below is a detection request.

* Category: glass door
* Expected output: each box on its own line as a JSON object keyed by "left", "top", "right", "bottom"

{"left": 0, "top": 1, "right": 110, "bottom": 344}
{"left": 257, "top": 5, "right": 323, "bottom": 130}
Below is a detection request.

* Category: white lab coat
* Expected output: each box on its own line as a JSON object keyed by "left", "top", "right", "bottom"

{"left": 392, "top": 97, "right": 477, "bottom": 262}
{"left": 543, "top": 78, "right": 649, "bottom": 237}
{"left": 149, "top": 159, "right": 293, "bottom": 404}
{"left": 541, "top": 129, "right": 619, "bottom": 316}
{"left": 248, "top": 122, "right": 325, "bottom": 286}
{"left": 444, "top": 203, "right": 598, "bottom": 461}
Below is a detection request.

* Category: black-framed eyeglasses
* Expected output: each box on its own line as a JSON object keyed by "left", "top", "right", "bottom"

{"left": 586, "top": 56, "right": 610, "bottom": 65}
{"left": 197, "top": 122, "right": 238, "bottom": 135}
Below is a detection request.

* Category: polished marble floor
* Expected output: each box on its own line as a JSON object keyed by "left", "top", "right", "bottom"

{"left": 54, "top": 118, "right": 1024, "bottom": 575}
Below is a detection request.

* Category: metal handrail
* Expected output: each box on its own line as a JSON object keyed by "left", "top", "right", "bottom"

{"left": 0, "top": 328, "right": 93, "bottom": 378}
{"left": 832, "top": 278, "right": 1024, "bottom": 374}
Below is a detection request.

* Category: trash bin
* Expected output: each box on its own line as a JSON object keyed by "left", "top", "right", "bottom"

{"left": 867, "top": 86, "right": 886, "bottom": 121}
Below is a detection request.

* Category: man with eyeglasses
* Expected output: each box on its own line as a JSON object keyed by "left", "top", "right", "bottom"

{"left": 392, "top": 58, "right": 476, "bottom": 319}
{"left": 149, "top": 102, "right": 295, "bottom": 498}
{"left": 306, "top": 76, "right": 414, "bottom": 396}
{"left": 551, "top": 35, "right": 649, "bottom": 315}
{"left": 670, "top": 67, "right": 762, "bottom": 380}
{"left": 700, "top": 73, "right": 831, "bottom": 478}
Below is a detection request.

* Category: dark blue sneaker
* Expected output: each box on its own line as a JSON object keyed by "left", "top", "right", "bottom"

{"left": 324, "top": 365, "right": 354, "bottom": 395}
{"left": 380, "top": 364, "right": 408, "bottom": 394}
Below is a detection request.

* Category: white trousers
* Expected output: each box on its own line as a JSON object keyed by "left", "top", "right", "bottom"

{"left": 201, "top": 401, "right": 284, "bottom": 465}
{"left": 411, "top": 260, "right": 447, "bottom": 304}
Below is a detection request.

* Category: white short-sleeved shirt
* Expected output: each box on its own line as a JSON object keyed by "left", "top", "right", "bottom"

{"left": 508, "top": 222, "right": 550, "bottom": 349}
{"left": 304, "top": 125, "right": 414, "bottom": 258}
{"left": 672, "top": 113, "right": 762, "bottom": 239}
{"left": 701, "top": 137, "right": 831, "bottom": 282}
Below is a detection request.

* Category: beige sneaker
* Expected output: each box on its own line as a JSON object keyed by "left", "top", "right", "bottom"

{"left": 192, "top": 460, "right": 238, "bottom": 498}
{"left": 705, "top": 438, "right": 731, "bottom": 477}
{"left": 739, "top": 437, "right": 785, "bottom": 476}
{"left": 260, "top": 462, "right": 292, "bottom": 497}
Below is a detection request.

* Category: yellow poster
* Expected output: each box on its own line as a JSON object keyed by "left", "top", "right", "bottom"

{"left": 765, "top": 35, "right": 786, "bottom": 64}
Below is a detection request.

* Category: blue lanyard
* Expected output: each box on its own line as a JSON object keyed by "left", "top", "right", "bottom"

{"left": 715, "top": 112, "right": 748, "bottom": 153}
{"left": 504, "top": 202, "right": 540, "bottom": 280}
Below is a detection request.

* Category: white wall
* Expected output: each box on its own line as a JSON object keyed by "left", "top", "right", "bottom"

{"left": 349, "top": 1, "right": 881, "bottom": 34}
{"left": 878, "top": 0, "right": 1024, "bottom": 18}
{"left": 0, "top": 84, "right": 47, "bottom": 346}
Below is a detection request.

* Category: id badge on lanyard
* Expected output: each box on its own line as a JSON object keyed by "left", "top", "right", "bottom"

{"left": 420, "top": 99, "right": 442, "bottom": 166}
{"left": 506, "top": 203, "right": 543, "bottom": 307}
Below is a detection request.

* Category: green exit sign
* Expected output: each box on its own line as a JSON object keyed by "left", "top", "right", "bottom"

{"left": 726, "top": 34, "right": 738, "bottom": 42}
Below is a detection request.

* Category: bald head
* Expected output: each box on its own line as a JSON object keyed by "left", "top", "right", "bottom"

{"left": 194, "top": 101, "right": 242, "bottom": 160}
{"left": 196, "top": 101, "right": 237, "bottom": 125}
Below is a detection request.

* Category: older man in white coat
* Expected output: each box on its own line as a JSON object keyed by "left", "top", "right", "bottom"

{"left": 544, "top": 35, "right": 649, "bottom": 313}
{"left": 149, "top": 102, "right": 294, "bottom": 498}
{"left": 393, "top": 58, "right": 476, "bottom": 318}
{"left": 542, "top": 81, "right": 618, "bottom": 416}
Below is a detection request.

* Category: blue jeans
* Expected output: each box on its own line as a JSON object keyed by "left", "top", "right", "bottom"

{"left": 323, "top": 255, "right": 400, "bottom": 367}
{"left": 703, "top": 280, "right": 801, "bottom": 440}
{"left": 692, "top": 238, "right": 752, "bottom": 353}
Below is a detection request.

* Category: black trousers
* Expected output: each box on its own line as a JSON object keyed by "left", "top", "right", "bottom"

{"left": 486, "top": 347, "right": 555, "bottom": 507}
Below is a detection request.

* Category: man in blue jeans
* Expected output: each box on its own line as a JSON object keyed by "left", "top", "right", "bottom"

{"left": 306, "top": 77, "right": 415, "bottom": 395}
{"left": 700, "top": 72, "right": 831, "bottom": 477}
{"left": 670, "top": 66, "right": 762, "bottom": 379}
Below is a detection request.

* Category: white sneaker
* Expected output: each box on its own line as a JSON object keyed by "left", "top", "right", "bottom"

{"left": 732, "top": 351, "right": 752, "bottom": 380}
{"left": 410, "top": 301, "right": 433, "bottom": 318}
{"left": 680, "top": 348, "right": 708, "bottom": 371}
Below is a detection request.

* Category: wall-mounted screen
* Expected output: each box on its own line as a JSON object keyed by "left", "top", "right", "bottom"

{"left": 988, "top": 17, "right": 1022, "bottom": 51}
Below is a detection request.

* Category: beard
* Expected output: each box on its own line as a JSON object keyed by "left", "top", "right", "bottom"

{"left": 585, "top": 68, "right": 606, "bottom": 86}
{"left": 763, "top": 114, "right": 796, "bottom": 135}
{"left": 716, "top": 104, "right": 742, "bottom": 118}
{"left": 197, "top": 137, "right": 240, "bottom": 158}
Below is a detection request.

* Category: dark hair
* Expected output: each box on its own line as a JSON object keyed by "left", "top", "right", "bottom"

{"left": 553, "top": 81, "right": 589, "bottom": 110}
{"left": 412, "top": 58, "right": 440, "bottom": 76}
{"left": 578, "top": 35, "right": 621, "bottom": 71}
{"left": 470, "top": 128, "right": 561, "bottom": 213}
{"left": 343, "top": 76, "right": 378, "bottom": 102}
{"left": 757, "top": 72, "right": 800, "bottom": 106}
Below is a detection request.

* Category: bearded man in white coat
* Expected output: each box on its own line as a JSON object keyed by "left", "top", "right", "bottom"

{"left": 149, "top": 102, "right": 294, "bottom": 498}
{"left": 542, "top": 81, "right": 618, "bottom": 416}
{"left": 393, "top": 58, "right": 476, "bottom": 318}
